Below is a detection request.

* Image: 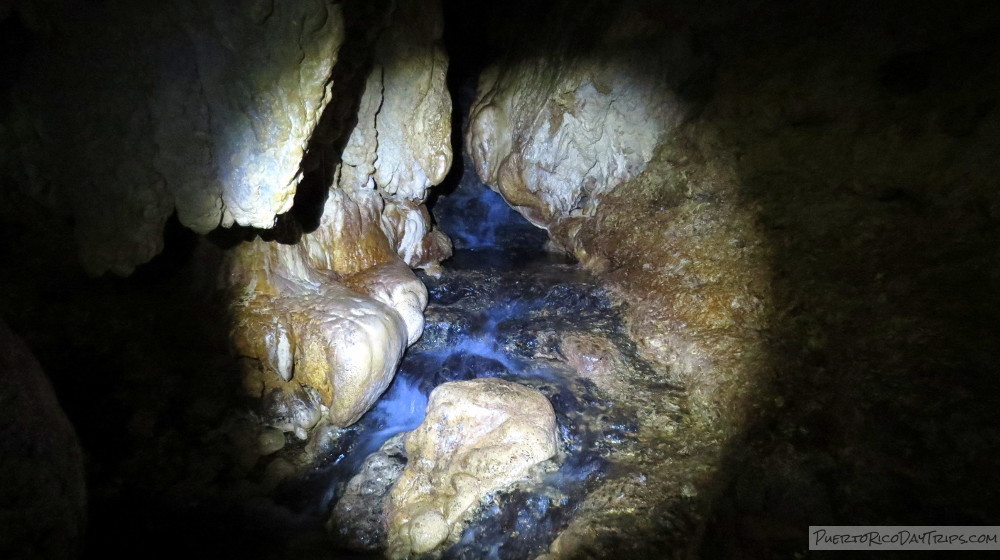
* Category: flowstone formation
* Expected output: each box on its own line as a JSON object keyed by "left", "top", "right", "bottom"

{"left": 1, "top": 0, "right": 455, "bottom": 479}
{"left": 226, "top": 0, "right": 452, "bottom": 434}
{"left": 386, "top": 378, "right": 559, "bottom": 557}
{"left": 227, "top": 235, "right": 420, "bottom": 431}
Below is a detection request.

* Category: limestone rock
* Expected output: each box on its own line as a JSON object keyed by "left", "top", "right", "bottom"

{"left": 464, "top": 1, "right": 768, "bottom": 440}
{"left": 259, "top": 384, "right": 325, "bottom": 440}
{"left": 1, "top": 0, "right": 344, "bottom": 275}
{"left": 0, "top": 319, "right": 86, "bottom": 560}
{"left": 386, "top": 378, "right": 559, "bottom": 557}
{"left": 228, "top": 235, "right": 414, "bottom": 428}
{"left": 467, "top": 43, "right": 686, "bottom": 229}
{"left": 330, "top": 433, "right": 408, "bottom": 551}
{"left": 343, "top": 259, "right": 429, "bottom": 347}
{"left": 371, "top": 0, "right": 451, "bottom": 202}
{"left": 333, "top": 0, "right": 453, "bottom": 271}
{"left": 219, "top": 0, "right": 451, "bottom": 432}
{"left": 462, "top": 6, "right": 771, "bottom": 554}
{"left": 558, "top": 333, "right": 628, "bottom": 395}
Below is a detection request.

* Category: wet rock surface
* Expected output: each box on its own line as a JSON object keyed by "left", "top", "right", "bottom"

{"left": 386, "top": 378, "right": 559, "bottom": 558}
{"left": 300, "top": 249, "right": 693, "bottom": 558}
{"left": 332, "top": 433, "right": 408, "bottom": 551}
{"left": 431, "top": 79, "right": 550, "bottom": 252}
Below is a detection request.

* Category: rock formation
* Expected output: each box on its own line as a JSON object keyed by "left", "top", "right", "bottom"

{"left": 0, "top": 319, "right": 86, "bottom": 560}
{"left": 1, "top": 0, "right": 453, "bottom": 433}
{"left": 225, "top": 0, "right": 452, "bottom": 432}
{"left": 330, "top": 433, "right": 408, "bottom": 551}
{"left": 1, "top": 0, "right": 344, "bottom": 275}
{"left": 465, "top": 0, "right": 1000, "bottom": 556}
{"left": 386, "top": 378, "right": 559, "bottom": 557}
{"left": 466, "top": 0, "right": 769, "bottom": 441}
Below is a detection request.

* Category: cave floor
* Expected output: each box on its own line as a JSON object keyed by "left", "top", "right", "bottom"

{"left": 0, "top": 229, "right": 705, "bottom": 558}
{"left": 2, "top": 203, "right": 998, "bottom": 559}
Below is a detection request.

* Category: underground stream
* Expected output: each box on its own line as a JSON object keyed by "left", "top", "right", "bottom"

{"left": 263, "top": 120, "right": 669, "bottom": 558}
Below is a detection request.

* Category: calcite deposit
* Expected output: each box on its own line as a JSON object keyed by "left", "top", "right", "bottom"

{"left": 227, "top": 235, "right": 414, "bottom": 429}
{"left": 224, "top": 0, "right": 452, "bottom": 432}
{"left": 0, "top": 0, "right": 452, "bottom": 430}
{"left": 225, "top": 188, "right": 433, "bottom": 430}
{"left": 386, "top": 378, "right": 559, "bottom": 557}
{"left": 469, "top": 55, "right": 679, "bottom": 228}
{"left": 332, "top": 0, "right": 453, "bottom": 273}
{"left": 1, "top": 0, "right": 344, "bottom": 275}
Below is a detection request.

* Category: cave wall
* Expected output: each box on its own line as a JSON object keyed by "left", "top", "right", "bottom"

{"left": 0, "top": 0, "right": 450, "bottom": 276}
{"left": 0, "top": 319, "right": 86, "bottom": 560}
{"left": 468, "top": 0, "right": 1000, "bottom": 555}
{"left": 1, "top": 0, "right": 344, "bottom": 274}
{"left": 469, "top": 0, "right": 1000, "bottom": 434}
{"left": 467, "top": 0, "right": 771, "bottom": 439}
{"left": 0, "top": 0, "right": 453, "bottom": 431}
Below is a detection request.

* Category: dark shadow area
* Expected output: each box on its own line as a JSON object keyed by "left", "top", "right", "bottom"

{"left": 127, "top": 212, "right": 198, "bottom": 284}
{"left": 0, "top": 191, "right": 269, "bottom": 558}
{"left": 429, "top": 1, "right": 551, "bottom": 254}
{"left": 0, "top": 10, "right": 34, "bottom": 95}
{"left": 693, "top": 2, "right": 1000, "bottom": 558}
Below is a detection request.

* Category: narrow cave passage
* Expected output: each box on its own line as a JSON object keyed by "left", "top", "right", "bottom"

{"left": 2, "top": 1, "right": 1000, "bottom": 559}
{"left": 260, "top": 4, "right": 683, "bottom": 555}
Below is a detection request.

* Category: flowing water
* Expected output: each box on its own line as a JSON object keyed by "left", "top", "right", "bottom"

{"left": 279, "top": 247, "right": 646, "bottom": 557}
{"left": 263, "top": 108, "right": 666, "bottom": 555}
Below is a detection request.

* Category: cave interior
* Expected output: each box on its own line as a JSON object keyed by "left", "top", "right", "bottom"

{"left": 1, "top": 0, "right": 1000, "bottom": 559}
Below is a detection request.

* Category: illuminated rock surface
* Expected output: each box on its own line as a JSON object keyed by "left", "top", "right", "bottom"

{"left": 222, "top": 0, "right": 450, "bottom": 432}
{"left": 386, "top": 377, "right": 559, "bottom": 557}
{"left": 0, "top": 0, "right": 344, "bottom": 275}
{"left": 468, "top": 52, "right": 679, "bottom": 229}
{"left": 466, "top": 0, "right": 769, "bottom": 443}
{"left": 463, "top": 0, "right": 1000, "bottom": 557}
{"left": 331, "top": 0, "right": 453, "bottom": 273}
{"left": 226, "top": 221, "right": 424, "bottom": 430}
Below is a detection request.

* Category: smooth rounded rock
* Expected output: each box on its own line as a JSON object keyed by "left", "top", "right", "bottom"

{"left": 257, "top": 427, "right": 286, "bottom": 456}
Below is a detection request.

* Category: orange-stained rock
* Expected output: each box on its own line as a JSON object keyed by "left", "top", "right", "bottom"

{"left": 227, "top": 227, "right": 423, "bottom": 428}
{"left": 220, "top": 0, "right": 452, "bottom": 433}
